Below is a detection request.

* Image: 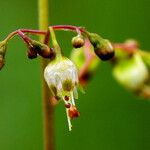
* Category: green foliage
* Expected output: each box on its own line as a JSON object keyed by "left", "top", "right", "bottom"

{"left": 0, "top": 0, "right": 150, "bottom": 150}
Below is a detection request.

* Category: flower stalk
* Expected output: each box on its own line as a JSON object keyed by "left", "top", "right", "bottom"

{"left": 38, "top": 0, "right": 55, "bottom": 150}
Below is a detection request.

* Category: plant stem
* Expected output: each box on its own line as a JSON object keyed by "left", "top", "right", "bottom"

{"left": 4, "top": 29, "right": 46, "bottom": 42}
{"left": 49, "top": 27, "right": 62, "bottom": 57}
{"left": 38, "top": 0, "right": 55, "bottom": 150}
{"left": 17, "top": 30, "right": 32, "bottom": 44}
{"left": 4, "top": 25, "right": 86, "bottom": 43}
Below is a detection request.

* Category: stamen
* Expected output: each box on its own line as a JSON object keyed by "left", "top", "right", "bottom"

{"left": 68, "top": 106, "right": 80, "bottom": 119}
{"left": 64, "top": 95, "right": 69, "bottom": 101}
{"left": 65, "top": 103, "right": 71, "bottom": 108}
{"left": 66, "top": 109, "right": 72, "bottom": 131}
{"left": 71, "top": 92, "right": 75, "bottom": 106}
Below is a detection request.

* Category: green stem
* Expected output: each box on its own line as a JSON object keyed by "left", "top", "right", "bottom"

{"left": 49, "top": 27, "right": 62, "bottom": 57}
{"left": 38, "top": 0, "right": 55, "bottom": 150}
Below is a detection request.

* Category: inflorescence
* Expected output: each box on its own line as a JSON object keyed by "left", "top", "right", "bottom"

{"left": 0, "top": 25, "right": 114, "bottom": 131}
{"left": 1, "top": 25, "right": 150, "bottom": 130}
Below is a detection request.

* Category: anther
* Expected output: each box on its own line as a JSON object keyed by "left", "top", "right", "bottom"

{"left": 64, "top": 95, "right": 70, "bottom": 101}
{"left": 65, "top": 103, "right": 71, "bottom": 108}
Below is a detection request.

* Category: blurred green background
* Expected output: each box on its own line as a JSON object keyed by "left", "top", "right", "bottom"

{"left": 0, "top": 0, "right": 150, "bottom": 150}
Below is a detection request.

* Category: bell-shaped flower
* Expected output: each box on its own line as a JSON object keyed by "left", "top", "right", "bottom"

{"left": 44, "top": 56, "right": 80, "bottom": 131}
{"left": 112, "top": 39, "right": 150, "bottom": 99}
{"left": 113, "top": 53, "right": 149, "bottom": 91}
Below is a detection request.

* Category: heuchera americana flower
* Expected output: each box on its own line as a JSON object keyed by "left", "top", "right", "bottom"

{"left": 44, "top": 56, "right": 80, "bottom": 131}
{"left": 43, "top": 27, "right": 81, "bottom": 131}
{"left": 112, "top": 40, "right": 150, "bottom": 98}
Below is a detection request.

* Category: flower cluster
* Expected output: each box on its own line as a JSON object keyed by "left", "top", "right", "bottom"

{"left": 112, "top": 40, "right": 150, "bottom": 98}
{"left": 0, "top": 25, "right": 115, "bottom": 131}
{"left": 43, "top": 27, "right": 114, "bottom": 130}
{"left": 2, "top": 24, "right": 150, "bottom": 131}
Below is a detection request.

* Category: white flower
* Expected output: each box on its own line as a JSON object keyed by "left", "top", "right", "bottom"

{"left": 44, "top": 56, "right": 80, "bottom": 131}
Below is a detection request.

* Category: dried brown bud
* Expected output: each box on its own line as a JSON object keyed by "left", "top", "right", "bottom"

{"left": 72, "top": 35, "right": 85, "bottom": 48}
{"left": 32, "top": 40, "right": 55, "bottom": 58}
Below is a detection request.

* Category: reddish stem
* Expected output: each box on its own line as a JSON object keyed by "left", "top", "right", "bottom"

{"left": 79, "top": 39, "right": 96, "bottom": 86}
{"left": 17, "top": 30, "right": 32, "bottom": 44}
{"left": 5, "top": 25, "right": 86, "bottom": 43}
{"left": 44, "top": 30, "right": 50, "bottom": 45}
{"left": 52, "top": 25, "right": 85, "bottom": 33}
{"left": 113, "top": 42, "right": 138, "bottom": 53}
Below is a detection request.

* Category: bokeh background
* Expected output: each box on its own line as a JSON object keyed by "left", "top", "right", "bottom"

{"left": 0, "top": 0, "right": 150, "bottom": 150}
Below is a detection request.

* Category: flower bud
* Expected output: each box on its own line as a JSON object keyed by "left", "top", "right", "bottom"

{"left": 88, "top": 33, "right": 114, "bottom": 60}
{"left": 0, "top": 41, "right": 7, "bottom": 70}
{"left": 72, "top": 35, "right": 85, "bottom": 48}
{"left": 0, "top": 56, "right": 4, "bottom": 70}
{"left": 27, "top": 49, "right": 37, "bottom": 59}
{"left": 94, "top": 39, "right": 114, "bottom": 60}
{"left": 29, "top": 40, "right": 55, "bottom": 59}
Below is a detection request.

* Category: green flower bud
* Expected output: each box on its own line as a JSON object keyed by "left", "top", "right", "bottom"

{"left": 0, "top": 41, "right": 7, "bottom": 70}
{"left": 88, "top": 33, "right": 114, "bottom": 60}
{"left": 0, "top": 56, "right": 4, "bottom": 70}
{"left": 71, "top": 35, "right": 85, "bottom": 48}
{"left": 0, "top": 41, "right": 7, "bottom": 56}
{"left": 113, "top": 53, "right": 149, "bottom": 91}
